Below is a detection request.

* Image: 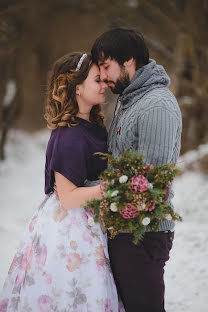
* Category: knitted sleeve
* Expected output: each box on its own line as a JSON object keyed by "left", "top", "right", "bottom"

{"left": 137, "top": 105, "right": 179, "bottom": 166}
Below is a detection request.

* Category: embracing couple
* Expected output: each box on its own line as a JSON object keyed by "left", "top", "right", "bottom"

{"left": 0, "top": 27, "right": 182, "bottom": 312}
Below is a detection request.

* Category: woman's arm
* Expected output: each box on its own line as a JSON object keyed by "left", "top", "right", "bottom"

{"left": 55, "top": 171, "right": 102, "bottom": 210}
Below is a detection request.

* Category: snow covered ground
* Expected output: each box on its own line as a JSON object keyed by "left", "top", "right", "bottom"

{"left": 0, "top": 129, "right": 208, "bottom": 311}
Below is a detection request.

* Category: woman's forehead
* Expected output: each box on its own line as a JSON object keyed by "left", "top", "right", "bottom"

{"left": 89, "top": 64, "right": 100, "bottom": 76}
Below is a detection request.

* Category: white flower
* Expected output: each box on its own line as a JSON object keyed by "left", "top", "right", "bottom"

{"left": 142, "top": 217, "right": 151, "bottom": 226}
{"left": 110, "top": 202, "right": 118, "bottom": 212}
{"left": 147, "top": 183, "right": 153, "bottom": 190}
{"left": 107, "top": 226, "right": 114, "bottom": 230}
{"left": 88, "top": 217, "right": 94, "bottom": 227}
{"left": 119, "top": 175, "right": 128, "bottom": 184}
{"left": 111, "top": 190, "right": 119, "bottom": 197}
{"left": 166, "top": 214, "right": 172, "bottom": 221}
{"left": 137, "top": 202, "right": 146, "bottom": 211}
{"left": 111, "top": 179, "right": 115, "bottom": 185}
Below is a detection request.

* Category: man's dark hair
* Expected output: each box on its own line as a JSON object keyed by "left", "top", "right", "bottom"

{"left": 91, "top": 27, "right": 149, "bottom": 70}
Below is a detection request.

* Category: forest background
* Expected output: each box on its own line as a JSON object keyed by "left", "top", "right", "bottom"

{"left": 0, "top": 1, "right": 208, "bottom": 311}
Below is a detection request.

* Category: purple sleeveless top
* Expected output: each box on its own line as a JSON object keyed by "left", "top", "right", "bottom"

{"left": 44, "top": 117, "right": 108, "bottom": 194}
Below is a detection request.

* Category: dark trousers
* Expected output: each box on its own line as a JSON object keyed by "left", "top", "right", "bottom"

{"left": 108, "top": 231, "right": 174, "bottom": 312}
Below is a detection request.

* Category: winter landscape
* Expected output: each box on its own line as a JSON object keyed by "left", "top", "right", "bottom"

{"left": 0, "top": 129, "right": 207, "bottom": 311}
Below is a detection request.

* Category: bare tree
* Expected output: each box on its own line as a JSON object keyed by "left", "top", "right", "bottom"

{"left": 0, "top": 5, "right": 22, "bottom": 160}
{"left": 0, "top": 0, "right": 208, "bottom": 159}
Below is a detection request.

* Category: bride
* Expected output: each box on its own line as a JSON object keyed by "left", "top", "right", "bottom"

{"left": 0, "top": 52, "right": 123, "bottom": 311}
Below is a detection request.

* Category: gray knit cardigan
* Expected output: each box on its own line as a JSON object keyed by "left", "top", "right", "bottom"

{"left": 108, "top": 59, "right": 182, "bottom": 232}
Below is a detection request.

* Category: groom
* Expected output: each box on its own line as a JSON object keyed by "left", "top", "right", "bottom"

{"left": 91, "top": 27, "right": 182, "bottom": 312}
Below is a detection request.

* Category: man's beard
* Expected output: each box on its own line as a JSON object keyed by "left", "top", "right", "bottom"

{"left": 109, "top": 66, "right": 130, "bottom": 94}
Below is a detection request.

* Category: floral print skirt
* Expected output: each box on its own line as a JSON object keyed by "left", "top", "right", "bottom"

{"left": 0, "top": 193, "right": 123, "bottom": 312}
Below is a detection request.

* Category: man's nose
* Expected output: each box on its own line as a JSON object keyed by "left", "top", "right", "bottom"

{"left": 100, "top": 67, "right": 107, "bottom": 81}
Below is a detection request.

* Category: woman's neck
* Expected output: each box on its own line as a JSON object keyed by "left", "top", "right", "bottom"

{"left": 76, "top": 112, "right": 90, "bottom": 122}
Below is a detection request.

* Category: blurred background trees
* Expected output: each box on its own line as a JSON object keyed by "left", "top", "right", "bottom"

{"left": 0, "top": 0, "right": 208, "bottom": 159}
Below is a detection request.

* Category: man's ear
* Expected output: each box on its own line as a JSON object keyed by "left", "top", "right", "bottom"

{"left": 123, "top": 58, "right": 134, "bottom": 68}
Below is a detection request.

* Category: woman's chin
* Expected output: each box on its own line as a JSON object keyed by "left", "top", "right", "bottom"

{"left": 97, "top": 97, "right": 106, "bottom": 105}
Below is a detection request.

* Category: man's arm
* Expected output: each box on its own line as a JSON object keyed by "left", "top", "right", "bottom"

{"left": 137, "top": 106, "right": 179, "bottom": 166}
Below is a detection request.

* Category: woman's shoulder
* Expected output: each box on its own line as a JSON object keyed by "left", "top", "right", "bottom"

{"left": 49, "top": 125, "right": 86, "bottom": 150}
{"left": 52, "top": 124, "right": 84, "bottom": 138}
{"left": 50, "top": 120, "right": 107, "bottom": 146}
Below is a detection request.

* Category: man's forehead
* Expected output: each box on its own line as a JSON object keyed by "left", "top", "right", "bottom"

{"left": 98, "top": 57, "right": 111, "bottom": 66}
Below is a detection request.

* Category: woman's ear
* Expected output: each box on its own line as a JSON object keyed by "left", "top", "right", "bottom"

{"left": 76, "top": 86, "right": 81, "bottom": 96}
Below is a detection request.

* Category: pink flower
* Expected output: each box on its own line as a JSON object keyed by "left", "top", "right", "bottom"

{"left": 44, "top": 273, "right": 52, "bottom": 284}
{"left": 0, "top": 298, "right": 9, "bottom": 312}
{"left": 117, "top": 168, "right": 125, "bottom": 174}
{"left": 83, "top": 208, "right": 95, "bottom": 223}
{"left": 37, "top": 295, "right": 52, "bottom": 312}
{"left": 70, "top": 240, "right": 78, "bottom": 250}
{"left": 82, "top": 211, "right": 88, "bottom": 222}
{"left": 148, "top": 202, "right": 155, "bottom": 211}
{"left": 15, "top": 269, "right": 25, "bottom": 286}
{"left": 87, "top": 207, "right": 95, "bottom": 217}
{"left": 94, "top": 245, "right": 106, "bottom": 274}
{"left": 20, "top": 244, "right": 33, "bottom": 271}
{"left": 82, "top": 230, "right": 92, "bottom": 245}
{"left": 35, "top": 244, "right": 47, "bottom": 267}
{"left": 53, "top": 205, "right": 68, "bottom": 222}
{"left": 120, "top": 203, "right": 139, "bottom": 219}
{"left": 66, "top": 253, "right": 82, "bottom": 272}
{"left": 130, "top": 175, "right": 149, "bottom": 192}
{"left": 100, "top": 180, "right": 108, "bottom": 198}
{"left": 29, "top": 216, "right": 38, "bottom": 232}
{"left": 105, "top": 299, "right": 113, "bottom": 312}
{"left": 143, "top": 164, "right": 154, "bottom": 170}
{"left": 15, "top": 244, "right": 33, "bottom": 285}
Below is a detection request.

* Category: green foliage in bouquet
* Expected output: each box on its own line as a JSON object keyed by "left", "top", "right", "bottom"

{"left": 87, "top": 151, "right": 182, "bottom": 244}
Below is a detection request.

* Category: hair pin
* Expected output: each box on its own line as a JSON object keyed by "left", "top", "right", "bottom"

{"left": 76, "top": 53, "right": 88, "bottom": 71}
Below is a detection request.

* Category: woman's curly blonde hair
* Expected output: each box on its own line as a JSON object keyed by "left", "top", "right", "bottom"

{"left": 45, "top": 52, "right": 104, "bottom": 129}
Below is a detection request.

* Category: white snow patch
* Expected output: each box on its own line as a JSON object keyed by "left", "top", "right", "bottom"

{"left": 177, "top": 143, "right": 208, "bottom": 170}
{"left": 0, "top": 129, "right": 50, "bottom": 288}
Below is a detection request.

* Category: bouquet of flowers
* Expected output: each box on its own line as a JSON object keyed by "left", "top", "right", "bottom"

{"left": 87, "top": 151, "right": 182, "bottom": 244}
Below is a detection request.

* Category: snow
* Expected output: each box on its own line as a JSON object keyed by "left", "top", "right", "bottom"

{"left": 0, "top": 129, "right": 49, "bottom": 289}
{"left": 177, "top": 143, "right": 208, "bottom": 171}
{"left": 0, "top": 129, "right": 208, "bottom": 311}
{"left": 166, "top": 171, "right": 208, "bottom": 311}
